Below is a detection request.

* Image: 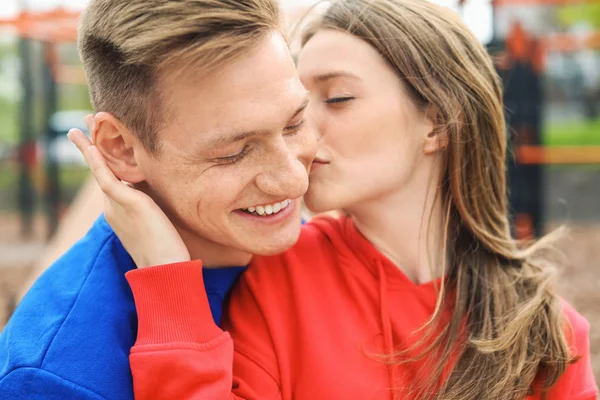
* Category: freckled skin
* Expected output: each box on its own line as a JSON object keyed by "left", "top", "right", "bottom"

{"left": 135, "top": 33, "right": 316, "bottom": 266}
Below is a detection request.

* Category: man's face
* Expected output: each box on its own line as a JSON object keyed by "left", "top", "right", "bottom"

{"left": 136, "top": 33, "right": 316, "bottom": 265}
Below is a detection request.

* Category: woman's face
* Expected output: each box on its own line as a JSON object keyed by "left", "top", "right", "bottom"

{"left": 297, "top": 29, "right": 434, "bottom": 213}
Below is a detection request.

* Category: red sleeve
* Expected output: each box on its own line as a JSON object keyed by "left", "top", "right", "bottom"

{"left": 126, "top": 261, "right": 281, "bottom": 400}
{"left": 543, "top": 301, "right": 598, "bottom": 400}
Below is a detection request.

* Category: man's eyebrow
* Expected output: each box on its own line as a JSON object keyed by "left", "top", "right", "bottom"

{"left": 287, "top": 95, "right": 310, "bottom": 124}
{"left": 208, "top": 94, "right": 310, "bottom": 147}
{"left": 208, "top": 129, "right": 263, "bottom": 148}
{"left": 313, "top": 71, "right": 361, "bottom": 83}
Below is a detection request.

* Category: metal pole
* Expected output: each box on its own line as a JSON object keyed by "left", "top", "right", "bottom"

{"left": 17, "top": 1, "right": 36, "bottom": 238}
{"left": 43, "top": 44, "right": 59, "bottom": 237}
{"left": 490, "top": 0, "right": 497, "bottom": 43}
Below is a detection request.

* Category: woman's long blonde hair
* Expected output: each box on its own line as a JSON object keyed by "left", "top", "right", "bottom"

{"left": 301, "top": 1, "right": 573, "bottom": 399}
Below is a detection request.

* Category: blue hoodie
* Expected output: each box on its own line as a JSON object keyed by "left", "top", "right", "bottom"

{"left": 0, "top": 216, "right": 246, "bottom": 399}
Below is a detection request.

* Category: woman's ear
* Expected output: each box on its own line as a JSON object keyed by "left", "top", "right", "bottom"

{"left": 91, "top": 112, "right": 146, "bottom": 184}
{"left": 422, "top": 106, "right": 448, "bottom": 155}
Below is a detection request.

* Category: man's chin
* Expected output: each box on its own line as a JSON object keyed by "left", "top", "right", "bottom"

{"left": 245, "top": 231, "right": 301, "bottom": 256}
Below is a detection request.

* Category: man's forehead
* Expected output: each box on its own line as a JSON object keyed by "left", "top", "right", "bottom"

{"left": 159, "top": 33, "right": 303, "bottom": 145}
{"left": 161, "top": 77, "right": 307, "bottom": 149}
{"left": 201, "top": 91, "right": 309, "bottom": 148}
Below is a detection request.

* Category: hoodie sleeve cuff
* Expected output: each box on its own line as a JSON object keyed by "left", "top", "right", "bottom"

{"left": 125, "top": 260, "right": 223, "bottom": 346}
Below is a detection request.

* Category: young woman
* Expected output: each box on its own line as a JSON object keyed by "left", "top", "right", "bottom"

{"left": 69, "top": 0, "right": 597, "bottom": 399}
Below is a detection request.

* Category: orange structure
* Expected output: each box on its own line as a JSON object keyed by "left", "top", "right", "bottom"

{"left": 0, "top": 4, "right": 596, "bottom": 166}
{"left": 0, "top": 9, "right": 78, "bottom": 43}
{"left": 505, "top": 22, "right": 600, "bottom": 165}
{"left": 0, "top": 9, "right": 84, "bottom": 84}
{"left": 0, "top": 1, "right": 597, "bottom": 241}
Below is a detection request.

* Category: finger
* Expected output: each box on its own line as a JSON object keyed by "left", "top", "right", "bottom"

{"left": 69, "top": 129, "right": 138, "bottom": 206}
{"left": 67, "top": 128, "right": 93, "bottom": 156}
{"left": 86, "top": 146, "right": 133, "bottom": 204}
{"left": 67, "top": 129, "right": 96, "bottom": 171}
{"left": 84, "top": 114, "right": 94, "bottom": 133}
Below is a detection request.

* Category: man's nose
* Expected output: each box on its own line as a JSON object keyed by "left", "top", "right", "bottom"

{"left": 255, "top": 134, "right": 313, "bottom": 200}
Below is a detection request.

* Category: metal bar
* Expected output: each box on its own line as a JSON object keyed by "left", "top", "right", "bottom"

{"left": 516, "top": 146, "right": 600, "bottom": 164}
{"left": 42, "top": 43, "right": 60, "bottom": 238}
{"left": 16, "top": 1, "right": 36, "bottom": 238}
{"left": 17, "top": 38, "right": 36, "bottom": 238}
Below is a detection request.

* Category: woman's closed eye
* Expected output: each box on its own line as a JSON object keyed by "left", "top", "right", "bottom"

{"left": 325, "top": 96, "right": 355, "bottom": 105}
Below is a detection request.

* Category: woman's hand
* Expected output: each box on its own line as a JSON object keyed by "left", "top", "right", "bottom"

{"left": 67, "top": 116, "right": 190, "bottom": 268}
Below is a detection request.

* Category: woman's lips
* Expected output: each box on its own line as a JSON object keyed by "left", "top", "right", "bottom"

{"left": 311, "top": 158, "right": 329, "bottom": 172}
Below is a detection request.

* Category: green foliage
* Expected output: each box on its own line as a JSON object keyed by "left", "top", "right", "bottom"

{"left": 0, "top": 98, "right": 18, "bottom": 144}
{"left": 544, "top": 118, "right": 600, "bottom": 146}
{"left": 557, "top": 3, "right": 600, "bottom": 28}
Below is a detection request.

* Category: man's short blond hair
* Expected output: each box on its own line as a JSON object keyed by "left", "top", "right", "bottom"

{"left": 78, "top": 0, "right": 281, "bottom": 152}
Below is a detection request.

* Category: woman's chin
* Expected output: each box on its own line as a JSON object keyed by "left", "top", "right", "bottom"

{"left": 304, "top": 190, "right": 341, "bottom": 215}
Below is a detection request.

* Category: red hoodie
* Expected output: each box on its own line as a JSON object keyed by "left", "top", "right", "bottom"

{"left": 126, "top": 216, "right": 598, "bottom": 400}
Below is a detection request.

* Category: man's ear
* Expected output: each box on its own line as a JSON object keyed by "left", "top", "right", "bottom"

{"left": 422, "top": 106, "right": 449, "bottom": 155}
{"left": 91, "top": 112, "right": 146, "bottom": 183}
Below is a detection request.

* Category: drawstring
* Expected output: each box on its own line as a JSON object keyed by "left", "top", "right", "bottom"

{"left": 377, "top": 259, "right": 397, "bottom": 400}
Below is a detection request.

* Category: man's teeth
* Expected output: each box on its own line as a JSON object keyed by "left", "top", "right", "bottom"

{"left": 242, "top": 199, "right": 292, "bottom": 216}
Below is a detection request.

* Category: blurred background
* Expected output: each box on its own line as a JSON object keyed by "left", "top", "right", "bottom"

{"left": 0, "top": 0, "right": 598, "bottom": 382}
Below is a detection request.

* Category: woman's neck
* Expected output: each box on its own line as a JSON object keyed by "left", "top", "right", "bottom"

{"left": 347, "top": 171, "right": 446, "bottom": 285}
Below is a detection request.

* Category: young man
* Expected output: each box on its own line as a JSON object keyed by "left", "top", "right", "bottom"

{"left": 0, "top": 0, "right": 315, "bottom": 398}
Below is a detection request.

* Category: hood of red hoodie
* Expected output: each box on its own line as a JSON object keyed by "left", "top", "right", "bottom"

{"left": 308, "top": 215, "right": 441, "bottom": 290}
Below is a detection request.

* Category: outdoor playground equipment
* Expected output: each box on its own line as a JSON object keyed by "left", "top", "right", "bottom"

{"left": 0, "top": 0, "right": 599, "bottom": 241}
{"left": 0, "top": 9, "right": 83, "bottom": 238}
